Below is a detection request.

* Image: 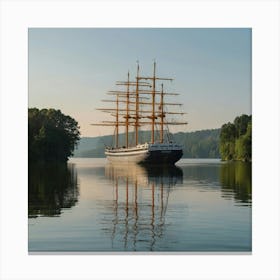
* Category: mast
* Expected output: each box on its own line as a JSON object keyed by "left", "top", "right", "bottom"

{"left": 137, "top": 62, "right": 173, "bottom": 144}
{"left": 126, "top": 72, "right": 130, "bottom": 148}
{"left": 91, "top": 62, "right": 188, "bottom": 147}
{"left": 135, "top": 63, "right": 140, "bottom": 146}
{"left": 151, "top": 62, "right": 156, "bottom": 143}
{"left": 115, "top": 94, "right": 119, "bottom": 148}
{"left": 160, "top": 83, "right": 164, "bottom": 143}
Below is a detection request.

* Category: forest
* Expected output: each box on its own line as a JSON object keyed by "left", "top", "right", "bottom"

{"left": 219, "top": 114, "right": 252, "bottom": 161}
{"left": 28, "top": 108, "right": 80, "bottom": 163}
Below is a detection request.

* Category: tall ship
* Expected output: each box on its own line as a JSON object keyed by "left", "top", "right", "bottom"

{"left": 92, "top": 62, "right": 187, "bottom": 165}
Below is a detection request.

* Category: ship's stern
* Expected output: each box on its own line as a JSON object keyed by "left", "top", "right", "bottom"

{"left": 141, "top": 143, "right": 183, "bottom": 165}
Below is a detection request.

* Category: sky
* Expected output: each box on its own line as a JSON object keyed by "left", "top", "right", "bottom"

{"left": 28, "top": 28, "right": 251, "bottom": 137}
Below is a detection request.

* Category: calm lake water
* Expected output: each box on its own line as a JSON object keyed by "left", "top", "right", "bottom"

{"left": 28, "top": 158, "right": 252, "bottom": 252}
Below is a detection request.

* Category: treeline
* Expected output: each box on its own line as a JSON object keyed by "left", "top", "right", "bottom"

{"left": 174, "top": 129, "right": 220, "bottom": 158}
{"left": 73, "top": 129, "right": 221, "bottom": 158}
{"left": 29, "top": 108, "right": 80, "bottom": 163}
{"left": 219, "top": 114, "right": 251, "bottom": 161}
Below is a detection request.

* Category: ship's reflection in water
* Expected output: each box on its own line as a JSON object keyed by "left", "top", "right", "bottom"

{"left": 103, "top": 163, "right": 183, "bottom": 251}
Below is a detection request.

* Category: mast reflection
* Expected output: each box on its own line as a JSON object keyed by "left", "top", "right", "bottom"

{"left": 104, "top": 163, "right": 183, "bottom": 251}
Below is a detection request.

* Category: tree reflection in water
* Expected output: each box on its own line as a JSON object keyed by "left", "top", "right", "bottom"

{"left": 28, "top": 163, "right": 79, "bottom": 218}
{"left": 219, "top": 161, "right": 252, "bottom": 205}
{"left": 103, "top": 163, "right": 183, "bottom": 251}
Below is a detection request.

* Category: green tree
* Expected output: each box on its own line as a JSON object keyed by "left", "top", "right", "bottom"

{"left": 235, "top": 121, "right": 252, "bottom": 161}
{"left": 234, "top": 114, "right": 251, "bottom": 137}
{"left": 219, "top": 115, "right": 251, "bottom": 162}
{"left": 219, "top": 122, "right": 236, "bottom": 160}
{"left": 28, "top": 108, "right": 80, "bottom": 163}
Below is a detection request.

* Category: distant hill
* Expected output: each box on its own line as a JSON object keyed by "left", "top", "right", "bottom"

{"left": 73, "top": 129, "right": 221, "bottom": 158}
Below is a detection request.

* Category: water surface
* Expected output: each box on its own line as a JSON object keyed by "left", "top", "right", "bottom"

{"left": 28, "top": 158, "right": 251, "bottom": 252}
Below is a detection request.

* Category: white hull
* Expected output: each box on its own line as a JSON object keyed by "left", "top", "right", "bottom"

{"left": 105, "top": 143, "right": 183, "bottom": 164}
{"left": 105, "top": 144, "right": 149, "bottom": 163}
{"left": 106, "top": 152, "right": 148, "bottom": 163}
